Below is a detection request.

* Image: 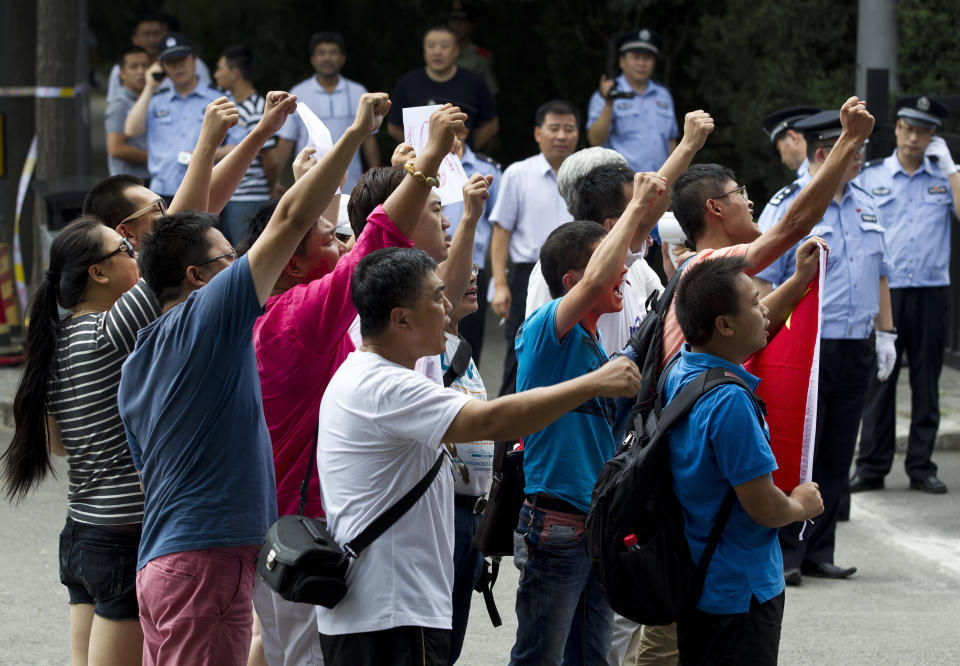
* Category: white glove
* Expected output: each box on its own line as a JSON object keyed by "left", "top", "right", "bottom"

{"left": 925, "top": 136, "right": 957, "bottom": 176}
{"left": 875, "top": 330, "right": 898, "bottom": 381}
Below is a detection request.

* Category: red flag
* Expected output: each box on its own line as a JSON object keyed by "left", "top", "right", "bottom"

{"left": 744, "top": 250, "right": 825, "bottom": 492}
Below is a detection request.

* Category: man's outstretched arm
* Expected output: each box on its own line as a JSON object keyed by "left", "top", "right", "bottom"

{"left": 746, "top": 97, "right": 874, "bottom": 271}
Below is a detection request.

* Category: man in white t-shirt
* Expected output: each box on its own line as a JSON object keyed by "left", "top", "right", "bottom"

{"left": 316, "top": 247, "right": 641, "bottom": 665}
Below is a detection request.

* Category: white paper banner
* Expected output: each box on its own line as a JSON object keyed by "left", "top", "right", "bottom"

{"left": 402, "top": 105, "right": 467, "bottom": 205}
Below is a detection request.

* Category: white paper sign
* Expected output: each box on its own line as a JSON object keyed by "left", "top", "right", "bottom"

{"left": 296, "top": 102, "right": 339, "bottom": 193}
{"left": 296, "top": 102, "right": 334, "bottom": 156}
{"left": 402, "top": 104, "right": 468, "bottom": 205}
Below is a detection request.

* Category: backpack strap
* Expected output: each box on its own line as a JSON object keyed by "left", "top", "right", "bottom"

{"left": 343, "top": 452, "right": 446, "bottom": 558}
{"left": 661, "top": 366, "right": 767, "bottom": 584}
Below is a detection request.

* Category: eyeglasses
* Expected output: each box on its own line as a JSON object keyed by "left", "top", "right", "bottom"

{"left": 95, "top": 238, "right": 135, "bottom": 263}
{"left": 194, "top": 250, "right": 238, "bottom": 267}
{"left": 119, "top": 198, "right": 167, "bottom": 224}
{"left": 710, "top": 184, "right": 748, "bottom": 201}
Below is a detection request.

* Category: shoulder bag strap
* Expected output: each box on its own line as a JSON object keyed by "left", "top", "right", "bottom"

{"left": 443, "top": 337, "right": 474, "bottom": 388}
{"left": 297, "top": 429, "right": 319, "bottom": 516}
{"left": 344, "top": 451, "right": 447, "bottom": 558}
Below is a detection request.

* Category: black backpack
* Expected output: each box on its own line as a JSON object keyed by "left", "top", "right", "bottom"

{"left": 586, "top": 358, "right": 766, "bottom": 626}
{"left": 614, "top": 257, "right": 691, "bottom": 436}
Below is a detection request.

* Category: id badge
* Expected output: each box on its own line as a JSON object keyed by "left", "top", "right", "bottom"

{"left": 177, "top": 150, "right": 192, "bottom": 165}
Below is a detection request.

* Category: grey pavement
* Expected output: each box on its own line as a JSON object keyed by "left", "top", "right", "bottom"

{"left": 3, "top": 435, "right": 959, "bottom": 664}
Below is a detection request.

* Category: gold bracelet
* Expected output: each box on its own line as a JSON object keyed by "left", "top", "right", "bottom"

{"left": 403, "top": 160, "right": 440, "bottom": 188}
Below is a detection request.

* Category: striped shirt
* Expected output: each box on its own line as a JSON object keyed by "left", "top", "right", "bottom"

{"left": 46, "top": 279, "right": 161, "bottom": 526}
{"left": 231, "top": 92, "right": 276, "bottom": 202}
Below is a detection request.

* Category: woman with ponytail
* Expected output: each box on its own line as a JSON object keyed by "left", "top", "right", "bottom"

{"left": 1, "top": 216, "right": 160, "bottom": 665}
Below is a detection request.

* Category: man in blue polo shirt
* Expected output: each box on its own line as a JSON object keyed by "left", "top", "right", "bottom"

{"left": 667, "top": 256, "right": 823, "bottom": 665}
{"left": 124, "top": 32, "right": 246, "bottom": 199}
{"left": 273, "top": 31, "right": 381, "bottom": 195}
{"left": 587, "top": 28, "right": 678, "bottom": 172}
{"left": 509, "top": 171, "right": 666, "bottom": 665}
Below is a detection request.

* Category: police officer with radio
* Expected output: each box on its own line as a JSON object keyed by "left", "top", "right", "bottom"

{"left": 852, "top": 96, "right": 960, "bottom": 495}
{"left": 754, "top": 109, "right": 894, "bottom": 587}
{"left": 587, "top": 28, "right": 678, "bottom": 172}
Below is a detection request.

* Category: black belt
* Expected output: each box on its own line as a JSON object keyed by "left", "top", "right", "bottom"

{"left": 527, "top": 494, "right": 586, "bottom": 516}
{"left": 454, "top": 494, "right": 486, "bottom": 513}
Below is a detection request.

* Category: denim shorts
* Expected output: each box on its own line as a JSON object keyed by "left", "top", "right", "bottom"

{"left": 58, "top": 516, "right": 141, "bottom": 621}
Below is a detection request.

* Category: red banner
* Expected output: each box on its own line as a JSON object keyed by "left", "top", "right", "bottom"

{"left": 744, "top": 250, "right": 825, "bottom": 493}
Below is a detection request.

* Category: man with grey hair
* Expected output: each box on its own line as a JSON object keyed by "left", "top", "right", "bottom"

{"left": 525, "top": 111, "right": 714, "bottom": 355}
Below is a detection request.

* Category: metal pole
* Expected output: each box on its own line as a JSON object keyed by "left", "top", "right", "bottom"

{"left": 856, "top": 0, "right": 898, "bottom": 98}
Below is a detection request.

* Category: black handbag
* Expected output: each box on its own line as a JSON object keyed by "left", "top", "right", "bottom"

{"left": 471, "top": 440, "right": 525, "bottom": 557}
{"left": 257, "top": 433, "right": 446, "bottom": 608}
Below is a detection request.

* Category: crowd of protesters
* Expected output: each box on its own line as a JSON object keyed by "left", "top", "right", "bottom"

{"left": 2, "top": 7, "right": 959, "bottom": 666}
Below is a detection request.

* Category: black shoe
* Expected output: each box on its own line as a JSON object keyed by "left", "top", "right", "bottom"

{"left": 784, "top": 568, "right": 802, "bottom": 586}
{"left": 801, "top": 562, "right": 857, "bottom": 579}
{"left": 849, "top": 474, "right": 884, "bottom": 493}
{"left": 910, "top": 476, "right": 948, "bottom": 494}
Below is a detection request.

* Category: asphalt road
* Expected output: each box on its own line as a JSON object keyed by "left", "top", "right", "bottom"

{"left": 3, "top": 311, "right": 960, "bottom": 664}
{"left": 1, "top": 442, "right": 959, "bottom": 665}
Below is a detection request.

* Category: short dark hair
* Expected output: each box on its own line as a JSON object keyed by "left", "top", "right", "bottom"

{"left": 235, "top": 199, "right": 280, "bottom": 256}
{"left": 133, "top": 12, "right": 166, "bottom": 32}
{"left": 82, "top": 174, "right": 145, "bottom": 228}
{"left": 347, "top": 166, "right": 405, "bottom": 238}
{"left": 671, "top": 164, "right": 738, "bottom": 244}
{"left": 675, "top": 256, "right": 750, "bottom": 346}
{"left": 569, "top": 164, "right": 634, "bottom": 223}
{"left": 221, "top": 44, "right": 254, "bottom": 81}
{"left": 309, "top": 31, "right": 346, "bottom": 56}
{"left": 535, "top": 99, "right": 581, "bottom": 129}
{"left": 805, "top": 138, "right": 835, "bottom": 162}
{"left": 138, "top": 211, "right": 217, "bottom": 304}
{"left": 119, "top": 45, "right": 149, "bottom": 68}
{"left": 351, "top": 248, "right": 438, "bottom": 338}
{"left": 539, "top": 221, "right": 608, "bottom": 299}
{"left": 423, "top": 24, "right": 458, "bottom": 42}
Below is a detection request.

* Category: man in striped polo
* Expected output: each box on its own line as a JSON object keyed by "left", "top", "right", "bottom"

{"left": 215, "top": 44, "right": 280, "bottom": 243}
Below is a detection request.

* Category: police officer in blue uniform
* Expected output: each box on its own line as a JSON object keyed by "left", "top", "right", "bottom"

{"left": 586, "top": 29, "right": 678, "bottom": 172}
{"left": 143, "top": 33, "right": 246, "bottom": 199}
{"left": 443, "top": 127, "right": 501, "bottom": 363}
{"left": 761, "top": 106, "right": 821, "bottom": 178}
{"left": 754, "top": 109, "right": 896, "bottom": 586}
{"left": 852, "top": 96, "right": 960, "bottom": 495}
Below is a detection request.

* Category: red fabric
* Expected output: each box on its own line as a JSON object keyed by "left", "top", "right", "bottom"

{"left": 745, "top": 271, "right": 822, "bottom": 493}
{"left": 254, "top": 206, "right": 413, "bottom": 517}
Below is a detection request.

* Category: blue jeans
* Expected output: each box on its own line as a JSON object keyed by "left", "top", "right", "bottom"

{"left": 450, "top": 504, "right": 483, "bottom": 664}
{"left": 509, "top": 502, "right": 612, "bottom": 666}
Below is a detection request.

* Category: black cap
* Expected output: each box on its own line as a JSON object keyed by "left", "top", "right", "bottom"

{"left": 896, "top": 95, "right": 949, "bottom": 129}
{"left": 794, "top": 110, "right": 844, "bottom": 142}
{"left": 158, "top": 32, "right": 193, "bottom": 62}
{"left": 448, "top": 0, "right": 476, "bottom": 21}
{"left": 616, "top": 28, "right": 661, "bottom": 56}
{"left": 761, "top": 106, "right": 821, "bottom": 145}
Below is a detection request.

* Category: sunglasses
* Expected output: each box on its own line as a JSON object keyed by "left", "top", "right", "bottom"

{"left": 119, "top": 198, "right": 167, "bottom": 224}
{"left": 96, "top": 238, "right": 135, "bottom": 263}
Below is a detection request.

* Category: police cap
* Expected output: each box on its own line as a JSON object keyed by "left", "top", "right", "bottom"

{"left": 158, "top": 33, "right": 193, "bottom": 62}
{"left": 616, "top": 28, "right": 661, "bottom": 56}
{"left": 761, "top": 106, "right": 821, "bottom": 145}
{"left": 896, "top": 95, "right": 949, "bottom": 129}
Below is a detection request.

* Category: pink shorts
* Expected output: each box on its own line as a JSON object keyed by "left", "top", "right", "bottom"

{"left": 137, "top": 545, "right": 260, "bottom": 666}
